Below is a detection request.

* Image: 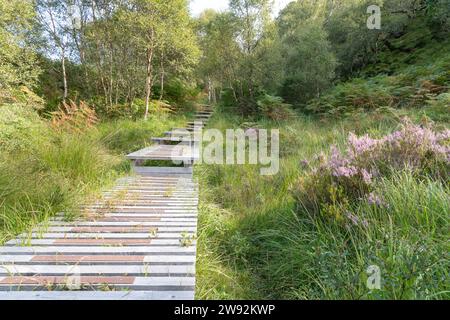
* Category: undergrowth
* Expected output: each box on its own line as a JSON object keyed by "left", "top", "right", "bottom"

{"left": 195, "top": 108, "right": 449, "bottom": 300}
{"left": 0, "top": 103, "right": 185, "bottom": 243}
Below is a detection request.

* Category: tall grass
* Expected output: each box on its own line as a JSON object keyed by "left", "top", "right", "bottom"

{"left": 195, "top": 110, "right": 449, "bottom": 300}
{"left": 0, "top": 106, "right": 184, "bottom": 243}
{"left": 0, "top": 123, "right": 127, "bottom": 243}
{"left": 94, "top": 113, "right": 189, "bottom": 154}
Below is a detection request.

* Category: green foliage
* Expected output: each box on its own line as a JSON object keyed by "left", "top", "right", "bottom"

{"left": 98, "top": 98, "right": 176, "bottom": 120}
{"left": 259, "top": 173, "right": 449, "bottom": 300}
{"left": 0, "top": 0, "right": 40, "bottom": 90}
{"left": 36, "top": 58, "right": 88, "bottom": 112}
{"left": 0, "top": 109, "right": 123, "bottom": 242}
{"left": 0, "top": 99, "right": 184, "bottom": 242}
{"left": 256, "top": 94, "right": 295, "bottom": 121}
{"left": 159, "top": 78, "right": 201, "bottom": 107}
{"left": 425, "top": 92, "right": 450, "bottom": 122}
{"left": 291, "top": 119, "right": 449, "bottom": 219}
{"left": 426, "top": 0, "right": 450, "bottom": 34}
{"left": 197, "top": 0, "right": 280, "bottom": 115}
{"left": 196, "top": 10, "right": 241, "bottom": 96}
{"left": 196, "top": 111, "right": 450, "bottom": 300}
{"left": 307, "top": 77, "right": 401, "bottom": 115}
{"left": 277, "top": 19, "right": 337, "bottom": 105}
{"left": 94, "top": 113, "right": 187, "bottom": 154}
{"left": 308, "top": 31, "right": 450, "bottom": 116}
{"left": 323, "top": 0, "right": 385, "bottom": 78}
{"left": 33, "top": 0, "right": 200, "bottom": 113}
{"left": 0, "top": 104, "right": 47, "bottom": 152}
{"left": 197, "top": 0, "right": 448, "bottom": 112}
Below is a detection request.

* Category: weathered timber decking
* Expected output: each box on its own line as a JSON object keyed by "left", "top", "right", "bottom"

{"left": 0, "top": 105, "right": 213, "bottom": 300}
{"left": 130, "top": 106, "right": 213, "bottom": 169}
{"left": 0, "top": 174, "right": 198, "bottom": 300}
{"left": 127, "top": 144, "right": 200, "bottom": 162}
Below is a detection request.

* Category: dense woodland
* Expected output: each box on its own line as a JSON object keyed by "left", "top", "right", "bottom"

{"left": 2, "top": 0, "right": 448, "bottom": 116}
{"left": 0, "top": 0, "right": 449, "bottom": 299}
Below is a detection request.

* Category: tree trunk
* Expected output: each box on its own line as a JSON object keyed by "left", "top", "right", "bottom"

{"left": 91, "top": 1, "right": 109, "bottom": 106}
{"left": 207, "top": 77, "right": 212, "bottom": 103}
{"left": 47, "top": 7, "right": 68, "bottom": 102}
{"left": 61, "top": 50, "right": 68, "bottom": 101}
{"left": 159, "top": 51, "right": 165, "bottom": 101}
{"left": 144, "top": 45, "right": 154, "bottom": 120}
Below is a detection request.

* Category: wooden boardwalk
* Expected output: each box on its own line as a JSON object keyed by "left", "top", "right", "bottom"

{"left": 0, "top": 106, "right": 213, "bottom": 300}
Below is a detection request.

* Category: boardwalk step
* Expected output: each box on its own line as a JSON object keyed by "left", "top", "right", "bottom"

{"left": 151, "top": 137, "right": 200, "bottom": 144}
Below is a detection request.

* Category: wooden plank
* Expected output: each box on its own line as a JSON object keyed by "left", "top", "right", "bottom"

{"left": 110, "top": 183, "right": 197, "bottom": 187}
{"left": 0, "top": 276, "right": 195, "bottom": 289}
{"left": 107, "top": 190, "right": 198, "bottom": 194}
{"left": 54, "top": 213, "right": 198, "bottom": 219}
{"left": 101, "top": 195, "right": 198, "bottom": 201}
{"left": 172, "top": 127, "right": 201, "bottom": 132}
{"left": 2, "top": 255, "right": 144, "bottom": 264}
{"left": 6, "top": 239, "right": 195, "bottom": 246}
{"left": 50, "top": 221, "right": 197, "bottom": 227}
{"left": 126, "top": 145, "right": 196, "bottom": 162}
{"left": 47, "top": 224, "right": 196, "bottom": 229}
{"left": 79, "top": 207, "right": 198, "bottom": 212}
{"left": 55, "top": 213, "right": 198, "bottom": 218}
{"left": 133, "top": 167, "right": 193, "bottom": 175}
{"left": 0, "top": 246, "right": 196, "bottom": 254}
{"left": 0, "top": 255, "right": 195, "bottom": 264}
{"left": 0, "top": 265, "right": 196, "bottom": 275}
{"left": 0, "top": 291, "right": 194, "bottom": 300}
{"left": 71, "top": 216, "right": 199, "bottom": 220}
{"left": 85, "top": 200, "right": 199, "bottom": 205}
{"left": 25, "top": 233, "right": 194, "bottom": 239}
{"left": 42, "top": 223, "right": 197, "bottom": 229}
{"left": 0, "top": 165, "right": 199, "bottom": 299}
{"left": 151, "top": 137, "right": 200, "bottom": 143}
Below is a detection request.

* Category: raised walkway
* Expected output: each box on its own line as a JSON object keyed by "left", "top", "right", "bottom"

{"left": 0, "top": 106, "right": 213, "bottom": 300}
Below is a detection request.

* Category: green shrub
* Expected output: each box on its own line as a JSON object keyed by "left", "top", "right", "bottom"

{"left": 0, "top": 104, "right": 47, "bottom": 152}
{"left": 101, "top": 99, "right": 176, "bottom": 120}
{"left": 161, "top": 78, "right": 200, "bottom": 107}
{"left": 425, "top": 92, "right": 450, "bottom": 122}
{"left": 307, "top": 33, "right": 450, "bottom": 117}
{"left": 219, "top": 88, "right": 237, "bottom": 111}
{"left": 307, "top": 76, "right": 407, "bottom": 115}
{"left": 256, "top": 94, "right": 295, "bottom": 121}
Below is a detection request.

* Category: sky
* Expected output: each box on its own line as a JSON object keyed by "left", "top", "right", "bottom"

{"left": 189, "top": 0, "right": 295, "bottom": 17}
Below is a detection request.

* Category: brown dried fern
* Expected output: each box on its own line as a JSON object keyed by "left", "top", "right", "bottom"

{"left": 51, "top": 100, "right": 99, "bottom": 133}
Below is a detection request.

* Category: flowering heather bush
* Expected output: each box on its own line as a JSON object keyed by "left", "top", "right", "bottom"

{"left": 292, "top": 118, "right": 449, "bottom": 218}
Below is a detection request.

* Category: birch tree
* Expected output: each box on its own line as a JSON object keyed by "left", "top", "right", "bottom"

{"left": 36, "top": 0, "right": 71, "bottom": 101}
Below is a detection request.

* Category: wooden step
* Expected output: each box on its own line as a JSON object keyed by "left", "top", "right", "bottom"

{"left": 196, "top": 112, "right": 213, "bottom": 115}
{"left": 164, "top": 131, "right": 197, "bottom": 137}
{"left": 172, "top": 127, "right": 201, "bottom": 132}
{"left": 127, "top": 145, "right": 198, "bottom": 162}
{"left": 151, "top": 137, "right": 199, "bottom": 144}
